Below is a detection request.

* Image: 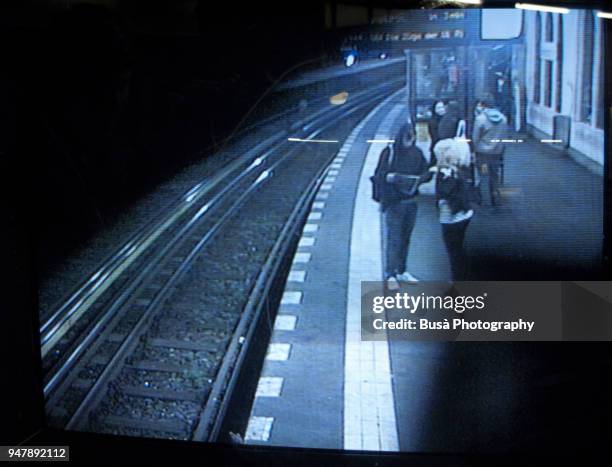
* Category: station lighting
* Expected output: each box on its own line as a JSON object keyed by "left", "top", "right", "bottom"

{"left": 597, "top": 11, "right": 612, "bottom": 19}
{"left": 379, "top": 53, "right": 387, "bottom": 59}
{"left": 453, "top": 0, "right": 482, "bottom": 4}
{"left": 330, "top": 91, "right": 349, "bottom": 105}
{"left": 345, "top": 53, "right": 356, "bottom": 67}
{"left": 515, "top": 3, "right": 569, "bottom": 14}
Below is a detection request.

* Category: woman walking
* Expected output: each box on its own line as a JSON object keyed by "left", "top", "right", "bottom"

{"left": 432, "top": 138, "right": 474, "bottom": 281}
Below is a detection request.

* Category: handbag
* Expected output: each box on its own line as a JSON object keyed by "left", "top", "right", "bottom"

{"left": 453, "top": 119, "right": 471, "bottom": 167}
{"left": 370, "top": 145, "right": 392, "bottom": 202}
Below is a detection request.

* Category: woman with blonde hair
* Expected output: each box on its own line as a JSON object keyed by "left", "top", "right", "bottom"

{"left": 432, "top": 138, "right": 474, "bottom": 281}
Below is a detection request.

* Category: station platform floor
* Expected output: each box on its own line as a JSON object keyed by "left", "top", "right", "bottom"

{"left": 244, "top": 92, "right": 607, "bottom": 452}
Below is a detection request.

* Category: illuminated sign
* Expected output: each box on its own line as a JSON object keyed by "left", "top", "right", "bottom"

{"left": 429, "top": 11, "right": 466, "bottom": 21}
{"left": 397, "top": 29, "right": 465, "bottom": 42}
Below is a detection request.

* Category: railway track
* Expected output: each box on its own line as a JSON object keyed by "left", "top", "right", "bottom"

{"left": 42, "top": 82, "right": 404, "bottom": 441}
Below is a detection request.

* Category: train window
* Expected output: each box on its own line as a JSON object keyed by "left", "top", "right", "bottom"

{"left": 414, "top": 51, "right": 462, "bottom": 100}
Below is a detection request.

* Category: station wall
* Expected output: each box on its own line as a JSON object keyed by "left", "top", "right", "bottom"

{"left": 524, "top": 9, "right": 605, "bottom": 169}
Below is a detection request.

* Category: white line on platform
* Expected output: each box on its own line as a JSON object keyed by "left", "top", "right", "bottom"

{"left": 330, "top": 163, "right": 342, "bottom": 169}
{"left": 303, "top": 223, "right": 319, "bottom": 233}
{"left": 308, "top": 212, "right": 322, "bottom": 221}
{"left": 325, "top": 176, "right": 337, "bottom": 183}
{"left": 256, "top": 377, "right": 284, "bottom": 397}
{"left": 315, "top": 192, "right": 329, "bottom": 201}
{"left": 288, "top": 270, "right": 306, "bottom": 282}
{"left": 367, "top": 139, "right": 395, "bottom": 143}
{"left": 320, "top": 183, "right": 333, "bottom": 191}
{"left": 281, "top": 291, "right": 302, "bottom": 305}
{"left": 293, "top": 252, "right": 312, "bottom": 263}
{"left": 245, "top": 416, "right": 274, "bottom": 441}
{"left": 266, "top": 343, "right": 291, "bottom": 361}
{"left": 299, "top": 237, "right": 315, "bottom": 247}
{"left": 344, "top": 101, "right": 402, "bottom": 452}
{"left": 327, "top": 170, "right": 339, "bottom": 176}
{"left": 288, "top": 137, "right": 339, "bottom": 143}
{"left": 274, "top": 315, "right": 297, "bottom": 331}
{"left": 312, "top": 201, "right": 325, "bottom": 210}
{"left": 541, "top": 139, "right": 563, "bottom": 143}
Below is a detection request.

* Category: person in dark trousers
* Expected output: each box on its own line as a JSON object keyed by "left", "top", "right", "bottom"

{"left": 429, "top": 100, "right": 446, "bottom": 165}
{"left": 472, "top": 96, "right": 508, "bottom": 205}
{"left": 436, "top": 100, "right": 461, "bottom": 141}
{"left": 432, "top": 139, "right": 474, "bottom": 281}
{"left": 372, "top": 123, "right": 432, "bottom": 290}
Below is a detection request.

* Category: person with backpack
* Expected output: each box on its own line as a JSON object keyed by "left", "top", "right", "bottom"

{"left": 471, "top": 96, "right": 508, "bottom": 206}
{"left": 432, "top": 138, "right": 474, "bottom": 281}
{"left": 371, "top": 123, "right": 432, "bottom": 290}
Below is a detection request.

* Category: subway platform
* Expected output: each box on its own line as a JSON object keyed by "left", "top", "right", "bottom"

{"left": 244, "top": 92, "right": 606, "bottom": 452}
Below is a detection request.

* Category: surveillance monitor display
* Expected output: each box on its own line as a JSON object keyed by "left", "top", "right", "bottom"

{"left": 31, "top": 3, "right": 608, "bottom": 454}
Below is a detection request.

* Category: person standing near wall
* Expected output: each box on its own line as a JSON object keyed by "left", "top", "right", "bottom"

{"left": 472, "top": 96, "right": 508, "bottom": 206}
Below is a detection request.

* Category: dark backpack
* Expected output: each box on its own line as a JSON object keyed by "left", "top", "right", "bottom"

{"left": 370, "top": 145, "right": 393, "bottom": 203}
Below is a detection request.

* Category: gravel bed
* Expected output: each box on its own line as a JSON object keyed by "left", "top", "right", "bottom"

{"left": 96, "top": 341, "right": 122, "bottom": 359}
{"left": 127, "top": 344, "right": 219, "bottom": 376}
{"left": 78, "top": 363, "right": 106, "bottom": 380}
{"left": 118, "top": 368, "right": 212, "bottom": 392}
{"left": 96, "top": 392, "right": 200, "bottom": 425}
{"left": 112, "top": 309, "right": 147, "bottom": 335}
{"left": 54, "top": 386, "right": 88, "bottom": 415}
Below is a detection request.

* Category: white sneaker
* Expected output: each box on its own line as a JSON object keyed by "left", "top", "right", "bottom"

{"left": 397, "top": 272, "right": 419, "bottom": 283}
{"left": 386, "top": 276, "right": 400, "bottom": 290}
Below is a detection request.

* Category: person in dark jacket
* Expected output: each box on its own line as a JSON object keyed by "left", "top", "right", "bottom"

{"left": 436, "top": 100, "right": 461, "bottom": 142}
{"left": 373, "top": 124, "right": 432, "bottom": 289}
